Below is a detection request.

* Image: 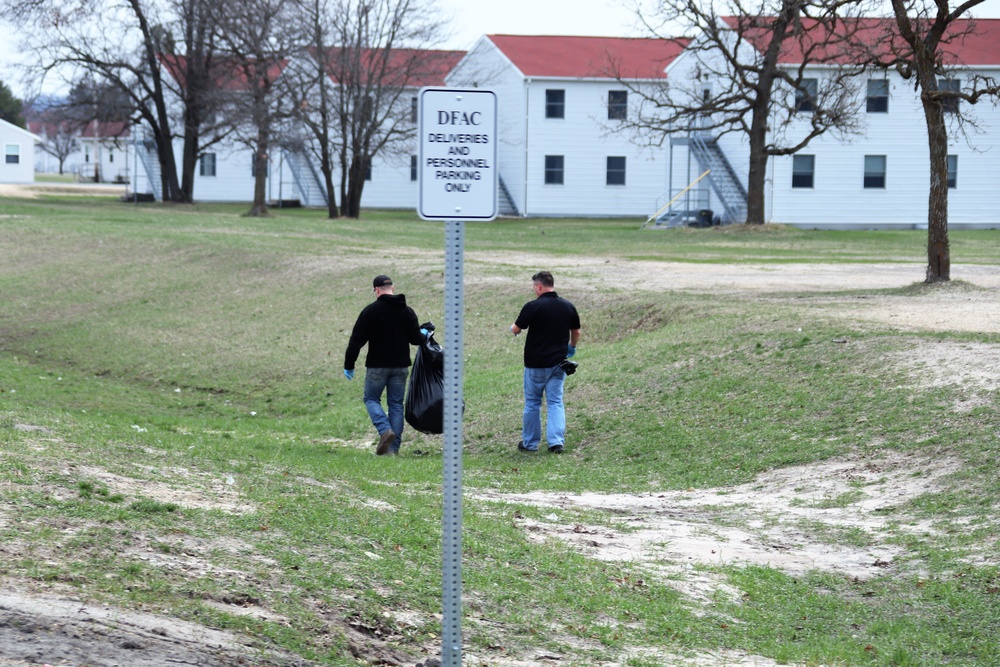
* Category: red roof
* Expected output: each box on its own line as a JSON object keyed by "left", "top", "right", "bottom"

{"left": 486, "top": 35, "right": 690, "bottom": 79}
{"left": 159, "top": 53, "right": 289, "bottom": 91}
{"left": 313, "top": 48, "right": 465, "bottom": 87}
{"left": 27, "top": 118, "right": 130, "bottom": 139}
{"left": 723, "top": 16, "right": 1000, "bottom": 66}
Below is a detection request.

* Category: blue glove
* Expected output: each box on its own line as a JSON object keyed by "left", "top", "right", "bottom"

{"left": 343, "top": 369, "right": 354, "bottom": 380}
{"left": 567, "top": 345, "right": 576, "bottom": 358}
{"left": 420, "top": 328, "right": 430, "bottom": 338}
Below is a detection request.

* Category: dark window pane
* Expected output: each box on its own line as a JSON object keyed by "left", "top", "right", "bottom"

{"left": 545, "top": 89, "right": 565, "bottom": 119}
{"left": 544, "top": 155, "right": 564, "bottom": 184}
{"left": 608, "top": 90, "right": 627, "bottom": 120}
{"left": 864, "top": 155, "right": 886, "bottom": 189}
{"left": 867, "top": 80, "right": 889, "bottom": 113}
{"left": 795, "top": 79, "right": 817, "bottom": 113}
{"left": 606, "top": 156, "right": 626, "bottom": 185}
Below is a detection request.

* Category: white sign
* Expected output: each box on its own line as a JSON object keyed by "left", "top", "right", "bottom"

{"left": 418, "top": 88, "right": 498, "bottom": 221}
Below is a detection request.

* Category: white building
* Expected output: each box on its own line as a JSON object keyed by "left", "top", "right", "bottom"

{"left": 446, "top": 35, "right": 690, "bottom": 218}
{"left": 664, "top": 17, "right": 1000, "bottom": 229}
{"left": 0, "top": 118, "right": 41, "bottom": 184}
{"left": 120, "top": 25, "right": 1000, "bottom": 228}
{"left": 30, "top": 119, "right": 132, "bottom": 183}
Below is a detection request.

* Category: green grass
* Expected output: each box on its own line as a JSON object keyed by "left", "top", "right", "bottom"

{"left": 1, "top": 194, "right": 999, "bottom": 665}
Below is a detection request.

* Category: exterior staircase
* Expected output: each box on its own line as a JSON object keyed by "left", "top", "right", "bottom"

{"left": 497, "top": 175, "right": 519, "bottom": 216}
{"left": 133, "top": 138, "right": 161, "bottom": 201}
{"left": 282, "top": 149, "right": 328, "bottom": 208}
{"left": 688, "top": 134, "right": 747, "bottom": 224}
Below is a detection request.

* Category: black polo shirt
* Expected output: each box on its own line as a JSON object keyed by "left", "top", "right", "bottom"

{"left": 515, "top": 291, "right": 581, "bottom": 368}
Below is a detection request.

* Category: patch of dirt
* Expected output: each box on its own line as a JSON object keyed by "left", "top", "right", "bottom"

{"left": 474, "top": 451, "right": 961, "bottom": 607}
{"left": 0, "top": 182, "right": 127, "bottom": 199}
{"left": 0, "top": 588, "right": 311, "bottom": 667}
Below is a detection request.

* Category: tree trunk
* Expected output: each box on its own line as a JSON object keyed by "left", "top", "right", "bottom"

{"left": 247, "top": 130, "right": 270, "bottom": 217}
{"left": 322, "top": 150, "right": 339, "bottom": 219}
{"left": 180, "top": 104, "right": 201, "bottom": 204}
{"left": 745, "top": 122, "right": 769, "bottom": 225}
{"left": 922, "top": 91, "right": 950, "bottom": 282}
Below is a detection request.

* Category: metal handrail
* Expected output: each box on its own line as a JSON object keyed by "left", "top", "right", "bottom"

{"left": 643, "top": 170, "right": 710, "bottom": 229}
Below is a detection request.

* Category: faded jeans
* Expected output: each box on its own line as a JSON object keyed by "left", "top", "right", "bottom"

{"left": 521, "top": 365, "right": 566, "bottom": 451}
{"left": 364, "top": 367, "right": 408, "bottom": 453}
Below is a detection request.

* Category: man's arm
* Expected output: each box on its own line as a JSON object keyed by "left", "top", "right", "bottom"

{"left": 570, "top": 328, "right": 580, "bottom": 347}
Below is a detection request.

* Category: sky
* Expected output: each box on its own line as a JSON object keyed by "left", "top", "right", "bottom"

{"left": 5, "top": 0, "right": 1000, "bottom": 99}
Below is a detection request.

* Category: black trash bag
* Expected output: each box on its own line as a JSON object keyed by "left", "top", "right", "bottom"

{"left": 406, "top": 333, "right": 447, "bottom": 434}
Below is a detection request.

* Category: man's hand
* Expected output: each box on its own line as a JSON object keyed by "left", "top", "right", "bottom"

{"left": 343, "top": 369, "right": 354, "bottom": 380}
{"left": 567, "top": 345, "right": 576, "bottom": 358}
{"left": 510, "top": 324, "right": 521, "bottom": 336}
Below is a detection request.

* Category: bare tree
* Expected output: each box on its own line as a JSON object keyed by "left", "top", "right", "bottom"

{"left": 214, "top": 0, "right": 303, "bottom": 217}
{"left": 34, "top": 117, "right": 81, "bottom": 174}
{"left": 280, "top": 0, "right": 342, "bottom": 218}
{"left": 622, "top": 0, "right": 870, "bottom": 225}
{"left": 0, "top": 0, "right": 224, "bottom": 203}
{"left": 870, "top": 2, "right": 1000, "bottom": 282}
{"left": 321, "top": 0, "right": 450, "bottom": 219}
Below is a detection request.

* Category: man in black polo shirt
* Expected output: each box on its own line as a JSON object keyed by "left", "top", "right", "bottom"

{"left": 344, "top": 275, "right": 426, "bottom": 455}
{"left": 510, "top": 271, "right": 581, "bottom": 453}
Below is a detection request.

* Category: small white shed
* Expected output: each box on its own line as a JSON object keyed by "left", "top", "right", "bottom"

{"left": 0, "top": 117, "right": 40, "bottom": 184}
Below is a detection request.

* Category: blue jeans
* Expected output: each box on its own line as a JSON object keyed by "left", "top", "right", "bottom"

{"left": 521, "top": 366, "right": 566, "bottom": 451}
{"left": 364, "top": 367, "right": 408, "bottom": 453}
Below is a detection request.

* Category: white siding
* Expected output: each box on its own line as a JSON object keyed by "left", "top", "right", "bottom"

{"left": 447, "top": 38, "right": 531, "bottom": 215}
{"left": 0, "top": 119, "right": 39, "bottom": 184}
{"left": 768, "top": 69, "right": 1000, "bottom": 228}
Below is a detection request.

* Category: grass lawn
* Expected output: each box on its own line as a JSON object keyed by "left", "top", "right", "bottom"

{"left": 1, "top": 194, "right": 998, "bottom": 666}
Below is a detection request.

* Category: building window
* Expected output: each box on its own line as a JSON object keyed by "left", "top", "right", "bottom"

{"left": 109, "top": 149, "right": 114, "bottom": 163}
{"left": 365, "top": 162, "right": 372, "bottom": 181}
{"left": 795, "top": 78, "right": 817, "bottom": 113}
{"left": 410, "top": 155, "right": 417, "bottom": 182}
{"left": 608, "top": 90, "right": 627, "bottom": 120}
{"left": 411, "top": 96, "right": 418, "bottom": 123}
{"left": 4, "top": 143, "right": 19, "bottom": 164}
{"left": 792, "top": 155, "right": 815, "bottom": 188}
{"left": 947, "top": 154, "right": 957, "bottom": 189}
{"left": 544, "top": 155, "right": 564, "bottom": 184}
{"left": 606, "top": 156, "right": 626, "bottom": 185}
{"left": 867, "top": 80, "right": 889, "bottom": 113}
{"left": 85, "top": 146, "right": 91, "bottom": 163}
{"left": 940, "top": 78, "right": 961, "bottom": 114}
{"left": 864, "top": 155, "right": 886, "bottom": 189}
{"left": 545, "top": 89, "right": 565, "bottom": 119}
{"left": 200, "top": 152, "right": 217, "bottom": 177}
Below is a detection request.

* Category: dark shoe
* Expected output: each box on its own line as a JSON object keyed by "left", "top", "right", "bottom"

{"left": 517, "top": 441, "right": 537, "bottom": 453}
{"left": 548, "top": 445, "right": 564, "bottom": 454}
{"left": 376, "top": 430, "right": 396, "bottom": 456}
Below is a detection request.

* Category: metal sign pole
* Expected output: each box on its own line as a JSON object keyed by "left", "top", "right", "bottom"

{"left": 417, "top": 87, "right": 496, "bottom": 667}
{"left": 441, "top": 218, "right": 465, "bottom": 666}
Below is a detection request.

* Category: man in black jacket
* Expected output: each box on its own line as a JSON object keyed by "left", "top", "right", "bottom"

{"left": 344, "top": 275, "right": 425, "bottom": 455}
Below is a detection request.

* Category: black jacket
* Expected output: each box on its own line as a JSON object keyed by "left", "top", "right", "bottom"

{"left": 344, "top": 294, "right": 424, "bottom": 370}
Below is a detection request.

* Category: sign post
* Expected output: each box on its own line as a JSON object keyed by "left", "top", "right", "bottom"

{"left": 418, "top": 88, "right": 498, "bottom": 667}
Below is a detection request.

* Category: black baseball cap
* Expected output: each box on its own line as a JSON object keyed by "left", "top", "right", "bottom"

{"left": 373, "top": 275, "right": 393, "bottom": 288}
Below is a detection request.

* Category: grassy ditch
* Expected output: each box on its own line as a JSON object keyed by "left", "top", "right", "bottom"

{"left": 1, "top": 194, "right": 999, "bottom": 666}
